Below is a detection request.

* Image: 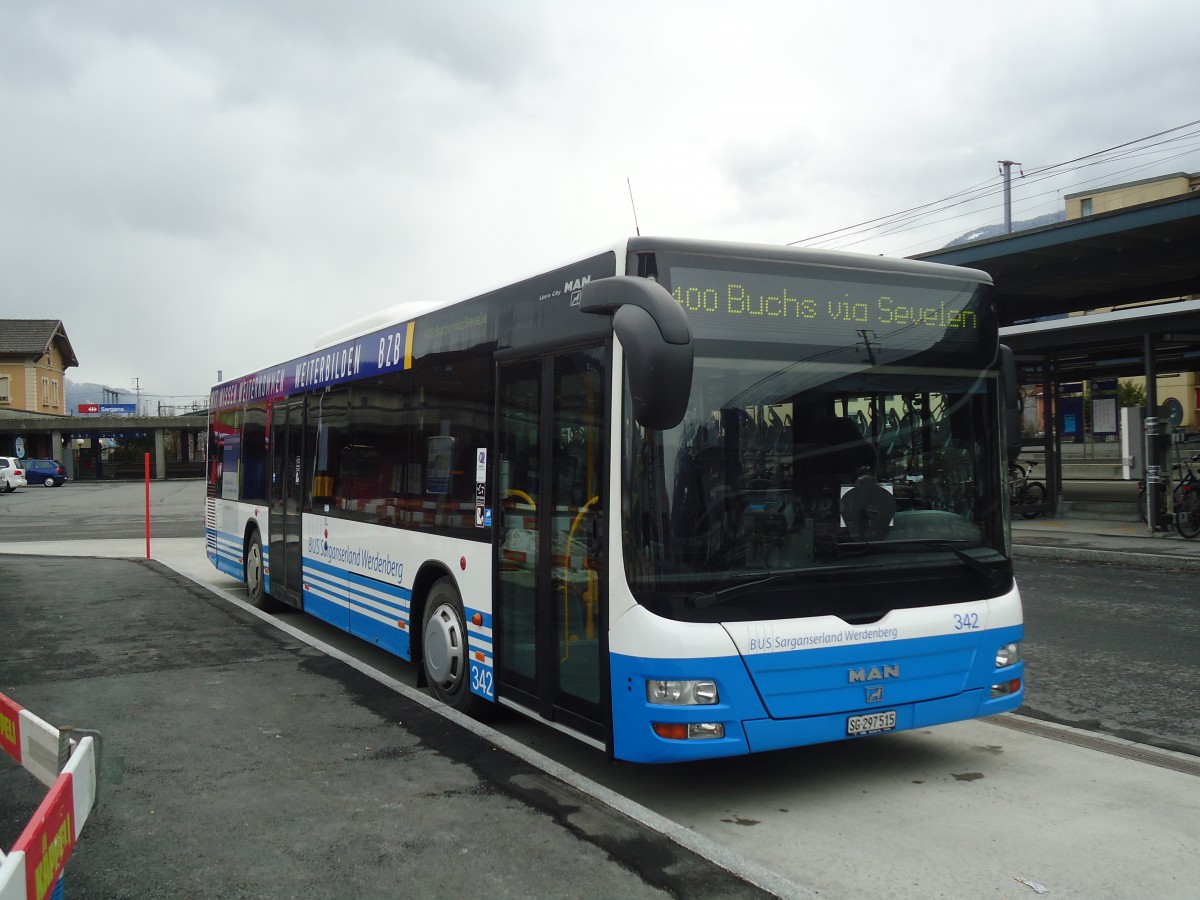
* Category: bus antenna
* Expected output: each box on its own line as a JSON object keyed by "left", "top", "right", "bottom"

{"left": 626, "top": 177, "right": 641, "bottom": 236}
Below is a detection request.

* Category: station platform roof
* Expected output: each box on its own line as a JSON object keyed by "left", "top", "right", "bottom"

{"left": 1000, "top": 299, "right": 1200, "bottom": 380}
{"left": 916, "top": 191, "right": 1200, "bottom": 327}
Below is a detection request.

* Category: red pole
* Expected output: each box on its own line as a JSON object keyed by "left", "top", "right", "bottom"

{"left": 145, "top": 452, "right": 151, "bottom": 559}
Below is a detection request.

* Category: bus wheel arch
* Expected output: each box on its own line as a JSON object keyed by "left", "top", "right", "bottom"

{"left": 415, "top": 568, "right": 481, "bottom": 714}
{"left": 410, "top": 562, "right": 451, "bottom": 677}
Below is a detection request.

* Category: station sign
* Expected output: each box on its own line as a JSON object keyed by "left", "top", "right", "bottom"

{"left": 77, "top": 403, "right": 137, "bottom": 414}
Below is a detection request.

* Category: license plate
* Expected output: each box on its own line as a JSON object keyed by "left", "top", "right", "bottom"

{"left": 847, "top": 710, "right": 897, "bottom": 736}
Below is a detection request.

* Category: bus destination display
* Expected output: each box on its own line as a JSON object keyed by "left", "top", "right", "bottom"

{"left": 668, "top": 265, "right": 985, "bottom": 354}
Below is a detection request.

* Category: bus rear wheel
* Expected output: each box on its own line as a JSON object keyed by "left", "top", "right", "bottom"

{"left": 422, "top": 578, "right": 482, "bottom": 715}
{"left": 245, "top": 531, "right": 281, "bottom": 611}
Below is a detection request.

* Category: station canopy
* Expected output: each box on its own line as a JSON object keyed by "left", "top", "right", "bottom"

{"left": 916, "top": 192, "right": 1200, "bottom": 380}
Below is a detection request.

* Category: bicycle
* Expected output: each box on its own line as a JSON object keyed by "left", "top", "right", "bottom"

{"left": 1137, "top": 451, "right": 1200, "bottom": 539}
{"left": 1009, "top": 459, "right": 1046, "bottom": 519}
{"left": 1171, "top": 452, "right": 1200, "bottom": 539}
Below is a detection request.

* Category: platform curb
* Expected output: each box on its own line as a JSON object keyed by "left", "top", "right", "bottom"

{"left": 1013, "top": 542, "right": 1200, "bottom": 572}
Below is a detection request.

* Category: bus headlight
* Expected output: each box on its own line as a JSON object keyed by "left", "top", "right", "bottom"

{"left": 646, "top": 679, "right": 719, "bottom": 705}
{"left": 995, "top": 642, "right": 1021, "bottom": 668}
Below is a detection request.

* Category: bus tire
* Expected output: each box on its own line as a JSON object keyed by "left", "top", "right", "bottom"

{"left": 421, "top": 577, "right": 482, "bottom": 715}
{"left": 245, "top": 530, "right": 281, "bottom": 611}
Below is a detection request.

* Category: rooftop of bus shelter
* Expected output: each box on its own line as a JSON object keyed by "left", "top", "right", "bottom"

{"left": 914, "top": 191, "right": 1200, "bottom": 377}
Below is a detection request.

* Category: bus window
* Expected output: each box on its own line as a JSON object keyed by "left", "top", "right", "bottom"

{"left": 307, "top": 390, "right": 348, "bottom": 510}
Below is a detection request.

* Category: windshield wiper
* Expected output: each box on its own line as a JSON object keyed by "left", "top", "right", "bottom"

{"left": 838, "top": 538, "right": 1003, "bottom": 587}
{"left": 687, "top": 572, "right": 793, "bottom": 611}
{"left": 686, "top": 541, "right": 1004, "bottom": 611}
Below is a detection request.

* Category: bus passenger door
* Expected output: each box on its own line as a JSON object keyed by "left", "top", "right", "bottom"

{"left": 268, "top": 399, "right": 304, "bottom": 608}
{"left": 495, "top": 346, "right": 609, "bottom": 746}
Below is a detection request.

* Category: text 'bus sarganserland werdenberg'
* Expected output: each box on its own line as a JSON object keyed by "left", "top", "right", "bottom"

{"left": 205, "top": 237, "right": 1024, "bottom": 764}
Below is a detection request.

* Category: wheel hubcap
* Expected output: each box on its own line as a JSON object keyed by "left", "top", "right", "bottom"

{"left": 247, "top": 546, "right": 261, "bottom": 596}
{"left": 424, "top": 603, "right": 465, "bottom": 688}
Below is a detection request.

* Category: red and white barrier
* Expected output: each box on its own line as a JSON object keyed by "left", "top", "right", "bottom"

{"left": 0, "top": 693, "right": 98, "bottom": 900}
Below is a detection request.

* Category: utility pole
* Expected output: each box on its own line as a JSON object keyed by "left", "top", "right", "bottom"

{"left": 133, "top": 377, "right": 142, "bottom": 416}
{"left": 999, "top": 160, "right": 1022, "bottom": 233}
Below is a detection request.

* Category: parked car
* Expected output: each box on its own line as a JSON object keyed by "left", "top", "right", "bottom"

{"left": 0, "top": 456, "right": 29, "bottom": 492}
{"left": 22, "top": 458, "right": 67, "bottom": 487}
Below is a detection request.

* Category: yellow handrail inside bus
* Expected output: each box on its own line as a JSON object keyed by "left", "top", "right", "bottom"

{"left": 506, "top": 488, "right": 536, "bottom": 509}
{"left": 563, "top": 495, "right": 601, "bottom": 658}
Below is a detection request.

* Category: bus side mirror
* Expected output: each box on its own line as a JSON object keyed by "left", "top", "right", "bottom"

{"left": 580, "top": 276, "right": 694, "bottom": 430}
{"left": 999, "top": 344, "right": 1021, "bottom": 459}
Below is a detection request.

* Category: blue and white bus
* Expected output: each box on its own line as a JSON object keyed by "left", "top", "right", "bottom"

{"left": 206, "top": 238, "right": 1023, "bottom": 763}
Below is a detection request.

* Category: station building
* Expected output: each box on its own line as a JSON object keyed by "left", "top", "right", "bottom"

{"left": 0, "top": 320, "right": 204, "bottom": 480}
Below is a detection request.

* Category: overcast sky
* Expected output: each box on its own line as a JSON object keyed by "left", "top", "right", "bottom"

{"left": 3, "top": 1, "right": 1198, "bottom": 408}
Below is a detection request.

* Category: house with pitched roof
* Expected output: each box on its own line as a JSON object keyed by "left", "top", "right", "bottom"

{"left": 0, "top": 319, "right": 79, "bottom": 417}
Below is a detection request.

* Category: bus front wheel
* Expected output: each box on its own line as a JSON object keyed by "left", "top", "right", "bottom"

{"left": 421, "top": 578, "right": 481, "bottom": 715}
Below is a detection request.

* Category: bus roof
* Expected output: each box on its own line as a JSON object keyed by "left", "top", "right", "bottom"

{"left": 309, "top": 237, "right": 990, "bottom": 351}
{"left": 213, "top": 237, "right": 993, "bottom": 403}
{"left": 628, "top": 236, "right": 994, "bottom": 285}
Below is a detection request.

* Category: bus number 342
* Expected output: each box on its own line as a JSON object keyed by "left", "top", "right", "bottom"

{"left": 954, "top": 611, "right": 981, "bottom": 630}
{"left": 470, "top": 664, "right": 495, "bottom": 699}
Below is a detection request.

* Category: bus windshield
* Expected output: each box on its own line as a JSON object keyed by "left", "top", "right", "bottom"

{"left": 622, "top": 260, "right": 1008, "bottom": 622}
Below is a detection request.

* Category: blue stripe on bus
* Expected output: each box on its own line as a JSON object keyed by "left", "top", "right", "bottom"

{"left": 206, "top": 527, "right": 244, "bottom": 581}
{"left": 262, "top": 544, "right": 271, "bottom": 596}
{"left": 465, "top": 607, "right": 493, "bottom": 650}
{"left": 301, "top": 558, "right": 416, "bottom": 660}
{"left": 465, "top": 605, "right": 495, "bottom": 701}
{"left": 302, "top": 563, "right": 350, "bottom": 630}
{"left": 609, "top": 624, "right": 1024, "bottom": 764}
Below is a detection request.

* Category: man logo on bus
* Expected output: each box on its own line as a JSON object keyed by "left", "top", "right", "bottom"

{"left": 865, "top": 686, "right": 884, "bottom": 703}
{"left": 849, "top": 664, "right": 900, "bottom": 683}
{"left": 566, "top": 275, "right": 590, "bottom": 307}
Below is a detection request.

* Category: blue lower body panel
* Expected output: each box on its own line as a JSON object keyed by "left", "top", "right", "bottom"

{"left": 741, "top": 686, "right": 1020, "bottom": 753}
{"left": 207, "top": 526, "right": 243, "bottom": 581}
{"left": 609, "top": 625, "right": 1024, "bottom": 763}
{"left": 302, "top": 558, "right": 414, "bottom": 659}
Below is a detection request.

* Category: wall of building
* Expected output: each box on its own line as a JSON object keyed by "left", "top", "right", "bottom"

{"left": 1066, "top": 174, "right": 1197, "bottom": 219}
{"left": 0, "top": 343, "right": 68, "bottom": 416}
{"left": 0, "top": 363, "right": 24, "bottom": 409}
